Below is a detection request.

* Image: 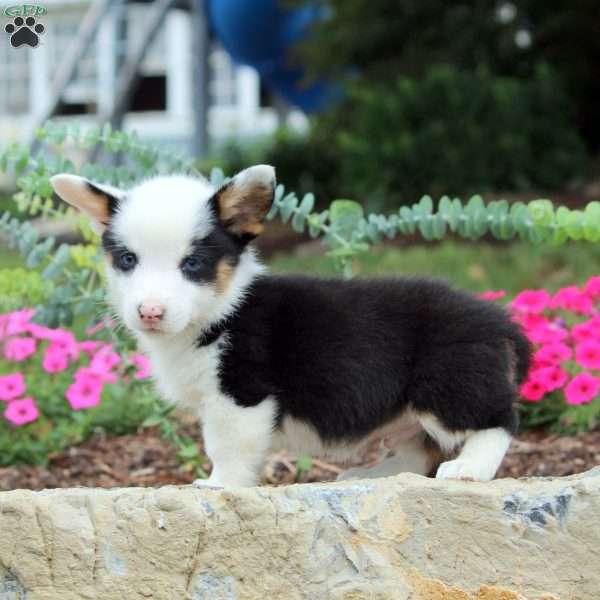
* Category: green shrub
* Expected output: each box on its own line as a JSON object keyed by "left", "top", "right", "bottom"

{"left": 322, "top": 65, "right": 587, "bottom": 210}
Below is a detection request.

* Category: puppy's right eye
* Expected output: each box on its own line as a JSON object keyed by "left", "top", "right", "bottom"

{"left": 117, "top": 251, "right": 137, "bottom": 271}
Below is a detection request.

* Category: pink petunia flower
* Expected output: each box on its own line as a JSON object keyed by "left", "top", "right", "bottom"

{"left": 90, "top": 345, "right": 121, "bottom": 373}
{"left": 0, "top": 373, "right": 26, "bottom": 401}
{"left": 79, "top": 340, "right": 103, "bottom": 359}
{"left": 3, "top": 396, "right": 39, "bottom": 426}
{"left": 66, "top": 379, "right": 103, "bottom": 410}
{"left": 511, "top": 290, "right": 551, "bottom": 314}
{"left": 75, "top": 366, "right": 117, "bottom": 385}
{"left": 42, "top": 348, "right": 70, "bottom": 373}
{"left": 4, "top": 309, "right": 36, "bottom": 337}
{"left": 584, "top": 276, "right": 600, "bottom": 300}
{"left": 478, "top": 290, "right": 506, "bottom": 301}
{"left": 46, "top": 331, "right": 79, "bottom": 360}
{"left": 571, "top": 317, "right": 600, "bottom": 343}
{"left": 520, "top": 379, "right": 546, "bottom": 402}
{"left": 551, "top": 286, "right": 594, "bottom": 315}
{"left": 4, "top": 337, "right": 36, "bottom": 361}
{"left": 565, "top": 373, "right": 600, "bottom": 405}
{"left": 530, "top": 366, "right": 569, "bottom": 392}
{"left": 534, "top": 342, "right": 572, "bottom": 366}
{"left": 25, "top": 322, "right": 58, "bottom": 340}
{"left": 527, "top": 323, "right": 569, "bottom": 344}
{"left": 515, "top": 313, "right": 550, "bottom": 332}
{"left": 129, "top": 354, "right": 152, "bottom": 379}
{"left": 575, "top": 340, "right": 600, "bottom": 370}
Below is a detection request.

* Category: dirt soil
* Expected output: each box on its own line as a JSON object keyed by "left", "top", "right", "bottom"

{"left": 1, "top": 426, "right": 598, "bottom": 491}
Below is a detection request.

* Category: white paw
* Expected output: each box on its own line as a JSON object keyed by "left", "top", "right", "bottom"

{"left": 193, "top": 477, "right": 223, "bottom": 489}
{"left": 435, "top": 459, "right": 496, "bottom": 482}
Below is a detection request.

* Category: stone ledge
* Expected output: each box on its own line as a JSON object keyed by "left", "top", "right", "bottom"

{"left": 1, "top": 469, "right": 598, "bottom": 600}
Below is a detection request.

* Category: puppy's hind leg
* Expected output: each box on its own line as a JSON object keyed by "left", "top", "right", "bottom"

{"left": 418, "top": 415, "right": 512, "bottom": 482}
{"left": 195, "top": 395, "right": 276, "bottom": 488}
{"left": 435, "top": 427, "right": 512, "bottom": 482}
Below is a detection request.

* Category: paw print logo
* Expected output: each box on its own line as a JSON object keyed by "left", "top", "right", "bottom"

{"left": 5, "top": 16, "right": 45, "bottom": 48}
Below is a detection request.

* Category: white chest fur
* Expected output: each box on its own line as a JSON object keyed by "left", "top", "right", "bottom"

{"left": 138, "top": 331, "right": 224, "bottom": 413}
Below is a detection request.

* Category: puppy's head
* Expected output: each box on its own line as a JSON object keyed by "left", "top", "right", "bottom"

{"left": 51, "top": 166, "right": 275, "bottom": 337}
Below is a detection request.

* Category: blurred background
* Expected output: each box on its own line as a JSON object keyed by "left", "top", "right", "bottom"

{"left": 1, "top": 0, "right": 600, "bottom": 290}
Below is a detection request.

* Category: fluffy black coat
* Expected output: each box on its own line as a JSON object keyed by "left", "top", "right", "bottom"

{"left": 198, "top": 275, "right": 531, "bottom": 443}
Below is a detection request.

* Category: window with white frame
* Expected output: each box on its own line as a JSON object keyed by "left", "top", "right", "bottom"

{"left": 209, "top": 45, "right": 237, "bottom": 107}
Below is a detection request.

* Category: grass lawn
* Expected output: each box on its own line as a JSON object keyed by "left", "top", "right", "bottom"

{"left": 1, "top": 236, "right": 599, "bottom": 299}
{"left": 270, "top": 239, "right": 600, "bottom": 296}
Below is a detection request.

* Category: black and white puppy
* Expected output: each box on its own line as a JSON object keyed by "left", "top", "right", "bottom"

{"left": 51, "top": 166, "right": 531, "bottom": 487}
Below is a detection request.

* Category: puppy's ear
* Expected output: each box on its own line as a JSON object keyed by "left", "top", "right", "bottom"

{"left": 50, "top": 174, "right": 124, "bottom": 234}
{"left": 211, "top": 165, "right": 275, "bottom": 241}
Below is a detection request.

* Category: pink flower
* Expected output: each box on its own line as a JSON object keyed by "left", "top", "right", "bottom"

{"left": 575, "top": 340, "right": 600, "bottom": 370}
{"left": 3, "top": 396, "right": 39, "bottom": 426}
{"left": 530, "top": 366, "right": 568, "bottom": 392}
{"left": 565, "top": 373, "right": 600, "bottom": 405}
{"left": 478, "top": 290, "right": 506, "bottom": 301}
{"left": 516, "top": 313, "right": 549, "bottom": 331}
{"left": 534, "top": 342, "right": 572, "bottom": 366}
{"left": 4, "top": 309, "right": 36, "bottom": 337}
{"left": 520, "top": 379, "right": 546, "bottom": 402}
{"left": 526, "top": 322, "right": 569, "bottom": 344}
{"left": 25, "top": 322, "right": 58, "bottom": 340}
{"left": 79, "top": 340, "right": 103, "bottom": 358}
{"left": 129, "top": 354, "right": 152, "bottom": 379}
{"left": 512, "top": 290, "right": 550, "bottom": 314}
{"left": 42, "top": 348, "right": 70, "bottom": 373}
{"left": 75, "top": 366, "right": 117, "bottom": 385}
{"left": 66, "top": 379, "right": 103, "bottom": 410}
{"left": 584, "top": 276, "right": 600, "bottom": 300}
{"left": 551, "top": 286, "right": 594, "bottom": 315}
{"left": 4, "top": 337, "right": 36, "bottom": 361}
{"left": 46, "top": 331, "right": 79, "bottom": 360}
{"left": 0, "top": 373, "right": 26, "bottom": 401}
{"left": 90, "top": 345, "right": 121, "bottom": 373}
{"left": 571, "top": 318, "right": 600, "bottom": 343}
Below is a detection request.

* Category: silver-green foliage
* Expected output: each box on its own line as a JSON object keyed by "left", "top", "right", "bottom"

{"left": 0, "top": 121, "right": 599, "bottom": 323}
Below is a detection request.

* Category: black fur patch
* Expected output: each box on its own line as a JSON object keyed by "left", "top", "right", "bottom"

{"left": 101, "top": 228, "right": 135, "bottom": 273}
{"left": 181, "top": 228, "right": 244, "bottom": 284}
{"left": 200, "top": 275, "right": 530, "bottom": 443}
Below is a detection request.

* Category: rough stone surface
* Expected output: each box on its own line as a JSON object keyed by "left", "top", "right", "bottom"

{"left": 1, "top": 469, "right": 598, "bottom": 600}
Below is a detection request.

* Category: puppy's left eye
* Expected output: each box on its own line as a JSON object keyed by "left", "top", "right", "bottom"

{"left": 181, "top": 256, "right": 202, "bottom": 272}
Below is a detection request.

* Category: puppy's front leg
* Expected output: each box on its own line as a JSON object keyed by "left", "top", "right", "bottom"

{"left": 195, "top": 395, "right": 276, "bottom": 488}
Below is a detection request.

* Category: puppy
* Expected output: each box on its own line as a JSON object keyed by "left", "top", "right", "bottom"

{"left": 51, "top": 166, "right": 531, "bottom": 488}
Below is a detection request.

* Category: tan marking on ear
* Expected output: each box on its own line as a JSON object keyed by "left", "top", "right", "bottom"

{"left": 50, "top": 175, "right": 117, "bottom": 232}
{"left": 214, "top": 177, "right": 274, "bottom": 238}
{"left": 215, "top": 259, "right": 235, "bottom": 294}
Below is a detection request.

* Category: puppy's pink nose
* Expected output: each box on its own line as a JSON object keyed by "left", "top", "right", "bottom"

{"left": 138, "top": 302, "right": 165, "bottom": 324}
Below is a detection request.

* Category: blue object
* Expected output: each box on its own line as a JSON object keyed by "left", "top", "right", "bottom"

{"left": 206, "top": 0, "right": 337, "bottom": 112}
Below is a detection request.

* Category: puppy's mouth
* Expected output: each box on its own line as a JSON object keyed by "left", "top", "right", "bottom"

{"left": 139, "top": 323, "right": 166, "bottom": 335}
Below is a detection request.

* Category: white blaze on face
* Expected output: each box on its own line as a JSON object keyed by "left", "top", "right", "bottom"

{"left": 107, "top": 176, "right": 217, "bottom": 336}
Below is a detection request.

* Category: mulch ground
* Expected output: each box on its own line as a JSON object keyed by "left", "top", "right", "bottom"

{"left": 1, "top": 425, "right": 598, "bottom": 491}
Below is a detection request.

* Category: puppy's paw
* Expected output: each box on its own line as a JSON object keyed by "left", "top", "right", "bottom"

{"left": 193, "top": 477, "right": 224, "bottom": 490}
{"left": 435, "top": 459, "right": 496, "bottom": 482}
